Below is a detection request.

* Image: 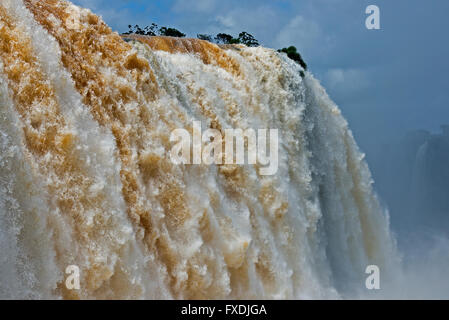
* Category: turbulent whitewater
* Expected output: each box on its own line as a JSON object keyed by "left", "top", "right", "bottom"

{"left": 0, "top": 0, "right": 399, "bottom": 299}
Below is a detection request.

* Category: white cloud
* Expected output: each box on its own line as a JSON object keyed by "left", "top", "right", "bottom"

{"left": 210, "top": 6, "right": 281, "bottom": 45}
{"left": 275, "top": 15, "right": 335, "bottom": 60}
{"left": 324, "top": 68, "right": 370, "bottom": 99}
{"left": 215, "top": 15, "right": 236, "bottom": 29}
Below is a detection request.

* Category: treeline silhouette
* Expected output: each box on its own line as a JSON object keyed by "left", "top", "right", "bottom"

{"left": 123, "top": 24, "right": 307, "bottom": 71}
{"left": 197, "top": 32, "right": 259, "bottom": 47}
{"left": 278, "top": 46, "right": 307, "bottom": 71}
{"left": 124, "top": 24, "right": 186, "bottom": 38}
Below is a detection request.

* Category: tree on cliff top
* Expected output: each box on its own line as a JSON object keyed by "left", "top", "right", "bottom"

{"left": 214, "top": 33, "right": 235, "bottom": 44}
{"left": 123, "top": 25, "right": 306, "bottom": 71}
{"left": 197, "top": 34, "right": 213, "bottom": 42}
{"left": 238, "top": 32, "right": 259, "bottom": 47}
{"left": 159, "top": 27, "right": 186, "bottom": 38}
{"left": 123, "top": 24, "right": 185, "bottom": 38}
{"left": 278, "top": 46, "right": 307, "bottom": 70}
{"left": 211, "top": 32, "right": 259, "bottom": 47}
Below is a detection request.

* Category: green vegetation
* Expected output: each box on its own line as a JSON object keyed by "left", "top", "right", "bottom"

{"left": 159, "top": 27, "right": 186, "bottom": 38}
{"left": 123, "top": 24, "right": 185, "bottom": 38}
{"left": 197, "top": 34, "right": 213, "bottom": 42}
{"left": 278, "top": 46, "right": 307, "bottom": 71}
{"left": 123, "top": 25, "right": 307, "bottom": 71}
{"left": 214, "top": 33, "right": 234, "bottom": 44}
{"left": 198, "top": 32, "right": 259, "bottom": 47}
{"left": 237, "top": 32, "right": 259, "bottom": 47}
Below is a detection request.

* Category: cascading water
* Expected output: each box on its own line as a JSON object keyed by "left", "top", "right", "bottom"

{"left": 0, "top": 0, "right": 399, "bottom": 299}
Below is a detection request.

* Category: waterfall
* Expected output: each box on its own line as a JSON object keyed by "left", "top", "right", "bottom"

{"left": 0, "top": 0, "right": 399, "bottom": 299}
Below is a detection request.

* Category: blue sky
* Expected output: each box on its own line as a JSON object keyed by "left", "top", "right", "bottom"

{"left": 72, "top": 0, "right": 449, "bottom": 153}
